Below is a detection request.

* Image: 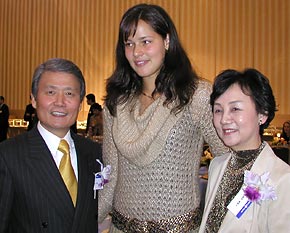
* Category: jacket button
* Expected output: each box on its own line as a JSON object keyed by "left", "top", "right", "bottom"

{"left": 41, "top": 222, "right": 48, "bottom": 228}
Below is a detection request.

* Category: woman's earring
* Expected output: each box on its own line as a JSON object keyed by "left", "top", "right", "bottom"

{"left": 259, "top": 119, "right": 263, "bottom": 125}
{"left": 165, "top": 35, "right": 170, "bottom": 51}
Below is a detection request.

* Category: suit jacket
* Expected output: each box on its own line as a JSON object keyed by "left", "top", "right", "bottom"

{"left": 23, "top": 103, "right": 37, "bottom": 131}
{"left": 199, "top": 143, "right": 290, "bottom": 233}
{"left": 0, "top": 103, "right": 9, "bottom": 141}
{"left": 0, "top": 127, "right": 102, "bottom": 233}
{"left": 0, "top": 103, "right": 9, "bottom": 128}
{"left": 86, "top": 103, "right": 102, "bottom": 133}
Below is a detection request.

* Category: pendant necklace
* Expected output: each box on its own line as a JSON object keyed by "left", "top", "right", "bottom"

{"left": 142, "top": 92, "right": 154, "bottom": 99}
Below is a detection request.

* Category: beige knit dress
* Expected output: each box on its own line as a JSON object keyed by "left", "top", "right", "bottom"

{"left": 98, "top": 79, "right": 228, "bottom": 232}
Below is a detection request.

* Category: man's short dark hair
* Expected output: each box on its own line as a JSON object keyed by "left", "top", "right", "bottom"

{"left": 86, "top": 93, "right": 95, "bottom": 102}
{"left": 31, "top": 58, "right": 86, "bottom": 101}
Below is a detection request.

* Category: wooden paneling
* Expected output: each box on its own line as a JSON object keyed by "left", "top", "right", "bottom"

{"left": 0, "top": 0, "right": 289, "bottom": 125}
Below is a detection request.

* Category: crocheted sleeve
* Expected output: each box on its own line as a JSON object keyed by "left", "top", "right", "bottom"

{"left": 98, "top": 106, "right": 118, "bottom": 222}
{"left": 193, "top": 79, "right": 229, "bottom": 157}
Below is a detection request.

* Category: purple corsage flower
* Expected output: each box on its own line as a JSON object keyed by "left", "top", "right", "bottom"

{"left": 243, "top": 170, "right": 277, "bottom": 204}
{"left": 244, "top": 186, "right": 261, "bottom": 201}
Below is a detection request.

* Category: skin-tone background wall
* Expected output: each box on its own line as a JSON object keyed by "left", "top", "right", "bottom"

{"left": 0, "top": 0, "right": 289, "bottom": 126}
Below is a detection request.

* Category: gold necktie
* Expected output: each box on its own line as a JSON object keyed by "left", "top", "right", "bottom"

{"left": 58, "top": 139, "right": 78, "bottom": 206}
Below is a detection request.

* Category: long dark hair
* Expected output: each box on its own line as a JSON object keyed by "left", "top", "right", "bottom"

{"left": 281, "top": 121, "right": 290, "bottom": 141}
{"left": 104, "top": 3, "right": 199, "bottom": 116}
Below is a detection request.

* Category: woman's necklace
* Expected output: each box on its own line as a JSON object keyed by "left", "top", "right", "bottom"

{"left": 142, "top": 92, "right": 154, "bottom": 99}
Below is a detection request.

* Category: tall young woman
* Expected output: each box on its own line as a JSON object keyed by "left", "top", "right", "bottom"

{"left": 98, "top": 4, "right": 227, "bottom": 232}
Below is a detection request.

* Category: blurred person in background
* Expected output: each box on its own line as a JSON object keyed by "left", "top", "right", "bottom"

{"left": 281, "top": 120, "right": 290, "bottom": 144}
{"left": 85, "top": 93, "right": 102, "bottom": 135}
{"left": 88, "top": 103, "right": 103, "bottom": 137}
{"left": 24, "top": 96, "right": 38, "bottom": 131}
{"left": 0, "top": 95, "right": 9, "bottom": 142}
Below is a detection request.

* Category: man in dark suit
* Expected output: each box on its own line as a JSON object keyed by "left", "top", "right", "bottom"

{"left": 0, "top": 58, "right": 102, "bottom": 233}
{"left": 23, "top": 96, "right": 38, "bottom": 131}
{"left": 0, "top": 96, "right": 9, "bottom": 142}
{"left": 85, "top": 93, "right": 102, "bottom": 134}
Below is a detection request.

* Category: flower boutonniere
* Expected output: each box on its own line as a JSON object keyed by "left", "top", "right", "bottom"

{"left": 243, "top": 170, "right": 277, "bottom": 204}
{"left": 227, "top": 170, "right": 277, "bottom": 218}
{"left": 93, "top": 159, "right": 111, "bottom": 199}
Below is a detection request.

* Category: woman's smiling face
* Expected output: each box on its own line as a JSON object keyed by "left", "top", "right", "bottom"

{"left": 124, "top": 20, "right": 169, "bottom": 81}
{"left": 213, "top": 83, "right": 266, "bottom": 151}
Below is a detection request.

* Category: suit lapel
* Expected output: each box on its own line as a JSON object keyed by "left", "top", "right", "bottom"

{"left": 25, "top": 128, "right": 75, "bottom": 225}
{"left": 199, "top": 155, "right": 231, "bottom": 232}
{"left": 220, "top": 144, "right": 276, "bottom": 231}
{"left": 250, "top": 144, "right": 275, "bottom": 178}
{"left": 71, "top": 135, "right": 100, "bottom": 232}
{"left": 74, "top": 135, "right": 91, "bottom": 211}
{"left": 205, "top": 154, "right": 230, "bottom": 212}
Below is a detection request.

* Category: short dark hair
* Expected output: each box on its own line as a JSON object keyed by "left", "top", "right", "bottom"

{"left": 86, "top": 93, "right": 96, "bottom": 102}
{"left": 91, "top": 103, "right": 102, "bottom": 112}
{"left": 31, "top": 58, "right": 86, "bottom": 101}
{"left": 210, "top": 68, "right": 277, "bottom": 135}
{"left": 0, "top": 96, "right": 4, "bottom": 101}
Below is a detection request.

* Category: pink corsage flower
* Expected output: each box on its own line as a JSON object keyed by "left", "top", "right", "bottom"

{"left": 243, "top": 170, "right": 277, "bottom": 204}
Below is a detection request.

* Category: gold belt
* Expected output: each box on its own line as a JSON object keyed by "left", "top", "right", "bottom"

{"left": 111, "top": 207, "right": 201, "bottom": 233}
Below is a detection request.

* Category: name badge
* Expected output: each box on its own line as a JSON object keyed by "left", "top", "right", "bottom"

{"left": 227, "top": 189, "right": 252, "bottom": 218}
{"left": 93, "top": 173, "right": 103, "bottom": 199}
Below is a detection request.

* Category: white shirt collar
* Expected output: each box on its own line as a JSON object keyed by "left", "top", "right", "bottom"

{"left": 37, "top": 121, "right": 78, "bottom": 179}
{"left": 37, "top": 122, "right": 74, "bottom": 155}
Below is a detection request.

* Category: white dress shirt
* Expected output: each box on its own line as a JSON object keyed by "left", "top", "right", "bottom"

{"left": 37, "top": 122, "right": 78, "bottom": 180}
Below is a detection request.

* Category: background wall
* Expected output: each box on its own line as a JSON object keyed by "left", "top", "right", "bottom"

{"left": 0, "top": 0, "right": 289, "bottom": 125}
